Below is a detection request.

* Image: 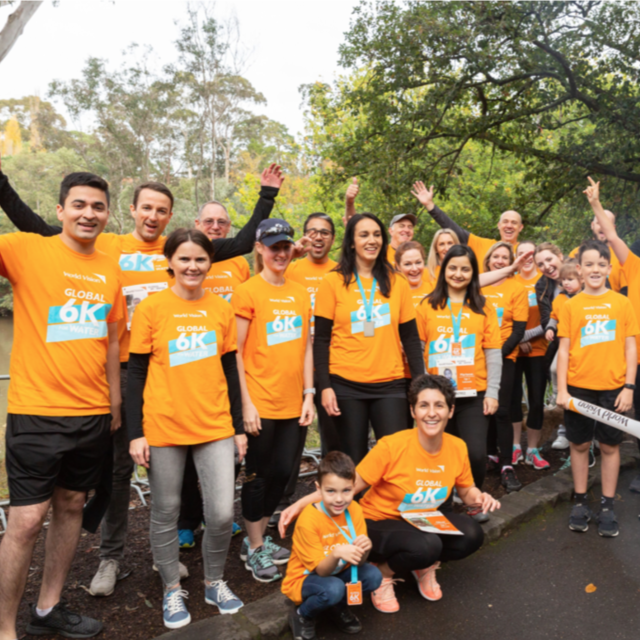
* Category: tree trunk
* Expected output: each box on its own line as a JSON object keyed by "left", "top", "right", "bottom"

{"left": 0, "top": 1, "right": 43, "bottom": 65}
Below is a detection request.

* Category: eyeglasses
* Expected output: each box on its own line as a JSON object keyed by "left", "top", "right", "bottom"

{"left": 201, "top": 218, "right": 230, "bottom": 227}
{"left": 306, "top": 228, "right": 333, "bottom": 239}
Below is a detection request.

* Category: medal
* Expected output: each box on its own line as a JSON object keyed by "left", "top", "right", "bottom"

{"left": 363, "top": 320, "right": 375, "bottom": 337}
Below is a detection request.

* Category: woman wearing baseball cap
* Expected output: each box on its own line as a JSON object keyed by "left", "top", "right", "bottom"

{"left": 231, "top": 219, "right": 315, "bottom": 584}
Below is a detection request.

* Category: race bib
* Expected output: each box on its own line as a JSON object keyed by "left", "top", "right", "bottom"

{"left": 123, "top": 283, "right": 168, "bottom": 330}
{"left": 168, "top": 331, "right": 218, "bottom": 367}
{"left": 429, "top": 334, "right": 476, "bottom": 397}
{"left": 266, "top": 315, "right": 303, "bottom": 346}
{"left": 350, "top": 303, "right": 391, "bottom": 335}
{"left": 47, "top": 300, "right": 112, "bottom": 343}
{"left": 580, "top": 319, "right": 616, "bottom": 348}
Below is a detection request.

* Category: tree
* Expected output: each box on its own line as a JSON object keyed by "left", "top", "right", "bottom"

{"left": 0, "top": 1, "right": 42, "bottom": 65}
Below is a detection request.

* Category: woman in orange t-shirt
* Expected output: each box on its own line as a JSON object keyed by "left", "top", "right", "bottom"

{"left": 232, "top": 218, "right": 315, "bottom": 584}
{"left": 314, "top": 213, "right": 425, "bottom": 464}
{"left": 426, "top": 229, "right": 460, "bottom": 287}
{"left": 394, "top": 240, "right": 437, "bottom": 309}
{"left": 481, "top": 242, "right": 529, "bottom": 493}
{"left": 128, "top": 229, "right": 245, "bottom": 628}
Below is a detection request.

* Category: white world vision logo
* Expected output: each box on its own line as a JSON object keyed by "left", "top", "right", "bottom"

{"left": 584, "top": 304, "right": 611, "bottom": 310}
{"left": 198, "top": 310, "right": 207, "bottom": 317}
{"left": 93, "top": 273, "right": 106, "bottom": 283}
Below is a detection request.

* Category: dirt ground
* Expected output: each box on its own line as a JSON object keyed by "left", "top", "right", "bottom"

{"left": 4, "top": 407, "right": 582, "bottom": 639}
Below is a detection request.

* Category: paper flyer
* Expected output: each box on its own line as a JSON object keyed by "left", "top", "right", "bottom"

{"left": 401, "top": 510, "right": 463, "bottom": 535}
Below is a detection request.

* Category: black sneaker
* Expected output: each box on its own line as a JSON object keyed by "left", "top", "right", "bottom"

{"left": 326, "top": 605, "right": 362, "bottom": 634}
{"left": 629, "top": 474, "right": 640, "bottom": 494}
{"left": 500, "top": 466, "right": 522, "bottom": 493}
{"left": 289, "top": 609, "right": 316, "bottom": 640}
{"left": 569, "top": 504, "right": 593, "bottom": 532}
{"left": 597, "top": 509, "right": 619, "bottom": 537}
{"left": 26, "top": 602, "right": 103, "bottom": 638}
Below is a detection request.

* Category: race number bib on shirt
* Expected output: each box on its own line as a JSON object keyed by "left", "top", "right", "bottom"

{"left": 428, "top": 333, "right": 477, "bottom": 397}
{"left": 47, "top": 298, "right": 112, "bottom": 343}
{"left": 266, "top": 315, "right": 303, "bottom": 346}
{"left": 123, "top": 283, "right": 168, "bottom": 330}
{"left": 350, "top": 303, "right": 391, "bottom": 334}
{"left": 168, "top": 330, "right": 218, "bottom": 367}
{"left": 580, "top": 319, "right": 617, "bottom": 348}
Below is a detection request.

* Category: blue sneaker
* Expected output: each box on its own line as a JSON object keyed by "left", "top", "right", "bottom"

{"left": 205, "top": 579, "right": 244, "bottom": 614}
{"left": 263, "top": 535, "right": 290, "bottom": 565}
{"left": 232, "top": 522, "right": 242, "bottom": 537}
{"left": 178, "top": 529, "right": 195, "bottom": 549}
{"left": 163, "top": 588, "right": 190, "bottom": 629}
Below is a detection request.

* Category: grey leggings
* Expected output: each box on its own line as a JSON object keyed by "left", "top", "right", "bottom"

{"left": 148, "top": 437, "right": 234, "bottom": 587}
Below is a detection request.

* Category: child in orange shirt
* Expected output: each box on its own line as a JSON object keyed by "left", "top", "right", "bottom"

{"left": 284, "top": 452, "right": 381, "bottom": 640}
{"left": 557, "top": 240, "right": 638, "bottom": 537}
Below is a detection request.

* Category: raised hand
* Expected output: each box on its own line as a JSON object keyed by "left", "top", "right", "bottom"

{"left": 345, "top": 177, "right": 359, "bottom": 204}
{"left": 511, "top": 249, "right": 535, "bottom": 274}
{"left": 261, "top": 163, "right": 285, "bottom": 189}
{"left": 292, "top": 235, "right": 312, "bottom": 260}
{"left": 411, "top": 181, "right": 435, "bottom": 211}
{"left": 583, "top": 176, "right": 600, "bottom": 204}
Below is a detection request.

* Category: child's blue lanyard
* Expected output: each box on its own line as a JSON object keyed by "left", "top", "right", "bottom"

{"left": 320, "top": 502, "right": 359, "bottom": 583}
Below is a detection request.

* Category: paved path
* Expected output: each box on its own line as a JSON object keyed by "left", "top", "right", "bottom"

{"left": 317, "top": 466, "right": 640, "bottom": 640}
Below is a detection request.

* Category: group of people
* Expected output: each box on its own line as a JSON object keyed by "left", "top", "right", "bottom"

{"left": 0, "top": 160, "right": 636, "bottom": 640}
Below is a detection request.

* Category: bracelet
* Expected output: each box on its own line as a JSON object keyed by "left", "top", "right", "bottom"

{"left": 303, "top": 388, "right": 316, "bottom": 396}
{"left": 624, "top": 383, "right": 636, "bottom": 391}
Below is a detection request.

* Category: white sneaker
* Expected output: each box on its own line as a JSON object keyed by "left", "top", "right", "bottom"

{"left": 90, "top": 559, "right": 120, "bottom": 597}
{"left": 552, "top": 432, "right": 570, "bottom": 450}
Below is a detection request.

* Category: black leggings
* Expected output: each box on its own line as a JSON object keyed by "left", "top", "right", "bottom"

{"left": 487, "top": 358, "right": 516, "bottom": 467}
{"left": 510, "top": 355, "right": 546, "bottom": 430}
{"left": 367, "top": 514, "right": 484, "bottom": 574}
{"left": 333, "top": 396, "right": 410, "bottom": 465}
{"left": 445, "top": 393, "right": 488, "bottom": 489}
{"left": 241, "top": 417, "right": 305, "bottom": 523}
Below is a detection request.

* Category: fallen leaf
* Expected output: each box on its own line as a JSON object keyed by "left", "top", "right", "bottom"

{"left": 137, "top": 592, "right": 145, "bottom": 598}
{"left": 145, "top": 599, "right": 153, "bottom": 609}
{"left": 585, "top": 584, "right": 597, "bottom": 593}
{"left": 125, "top": 605, "right": 138, "bottom": 612}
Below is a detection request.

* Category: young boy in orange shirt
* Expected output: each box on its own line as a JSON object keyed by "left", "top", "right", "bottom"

{"left": 557, "top": 240, "right": 638, "bottom": 537}
{"left": 283, "top": 452, "right": 382, "bottom": 640}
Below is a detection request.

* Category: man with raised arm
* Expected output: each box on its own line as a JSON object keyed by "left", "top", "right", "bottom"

{"left": 0, "top": 159, "right": 285, "bottom": 598}
{"left": 0, "top": 173, "right": 122, "bottom": 640}
{"left": 411, "top": 181, "right": 523, "bottom": 270}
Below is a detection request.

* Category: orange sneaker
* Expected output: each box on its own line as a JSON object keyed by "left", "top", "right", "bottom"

{"left": 412, "top": 562, "right": 442, "bottom": 601}
{"left": 371, "top": 577, "right": 402, "bottom": 613}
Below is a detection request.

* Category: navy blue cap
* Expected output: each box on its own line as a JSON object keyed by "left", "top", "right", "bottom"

{"left": 256, "top": 218, "right": 295, "bottom": 246}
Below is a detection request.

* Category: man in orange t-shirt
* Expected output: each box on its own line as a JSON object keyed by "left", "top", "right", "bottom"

{"left": 0, "top": 173, "right": 122, "bottom": 640}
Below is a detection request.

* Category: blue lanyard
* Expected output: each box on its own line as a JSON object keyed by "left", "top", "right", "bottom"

{"left": 320, "top": 502, "right": 359, "bottom": 583}
{"left": 447, "top": 298, "right": 464, "bottom": 344}
{"left": 355, "top": 273, "right": 377, "bottom": 324}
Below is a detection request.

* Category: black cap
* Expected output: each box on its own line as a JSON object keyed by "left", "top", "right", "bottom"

{"left": 256, "top": 218, "right": 295, "bottom": 246}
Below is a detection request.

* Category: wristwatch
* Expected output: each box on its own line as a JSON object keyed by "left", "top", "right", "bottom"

{"left": 624, "top": 383, "right": 636, "bottom": 390}
{"left": 303, "top": 388, "right": 316, "bottom": 395}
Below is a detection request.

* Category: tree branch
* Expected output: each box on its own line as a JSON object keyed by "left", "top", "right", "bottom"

{"left": 0, "top": 0, "right": 42, "bottom": 65}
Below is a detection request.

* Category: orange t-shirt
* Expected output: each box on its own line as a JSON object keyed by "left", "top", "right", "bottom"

{"left": 482, "top": 278, "right": 529, "bottom": 361}
{"left": 468, "top": 234, "right": 518, "bottom": 272}
{"left": 286, "top": 257, "right": 337, "bottom": 333}
{"left": 231, "top": 275, "right": 311, "bottom": 419}
{"left": 357, "top": 430, "right": 475, "bottom": 522}
{"left": 203, "top": 256, "right": 250, "bottom": 302}
{"left": 0, "top": 233, "right": 122, "bottom": 416}
{"left": 622, "top": 251, "right": 640, "bottom": 363}
{"left": 281, "top": 501, "right": 368, "bottom": 605}
{"left": 387, "top": 245, "right": 396, "bottom": 264}
{"left": 514, "top": 272, "right": 547, "bottom": 357}
{"left": 314, "top": 271, "right": 416, "bottom": 384}
{"left": 550, "top": 292, "right": 569, "bottom": 322}
{"left": 558, "top": 289, "right": 639, "bottom": 390}
{"left": 403, "top": 276, "right": 437, "bottom": 378}
{"left": 570, "top": 245, "right": 627, "bottom": 293}
{"left": 416, "top": 298, "right": 501, "bottom": 392}
{"left": 129, "top": 288, "right": 237, "bottom": 446}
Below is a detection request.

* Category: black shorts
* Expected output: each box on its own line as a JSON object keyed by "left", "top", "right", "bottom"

{"left": 5, "top": 413, "right": 112, "bottom": 506}
{"left": 564, "top": 386, "right": 625, "bottom": 446}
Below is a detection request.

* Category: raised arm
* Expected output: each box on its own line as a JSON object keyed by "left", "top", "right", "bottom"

{"left": 0, "top": 160, "right": 61, "bottom": 236}
{"left": 210, "top": 163, "right": 283, "bottom": 263}
{"left": 411, "top": 181, "right": 470, "bottom": 243}
{"left": 344, "top": 177, "right": 359, "bottom": 224}
{"left": 584, "top": 176, "right": 629, "bottom": 265}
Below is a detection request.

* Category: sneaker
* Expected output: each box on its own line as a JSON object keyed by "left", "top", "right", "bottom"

{"left": 512, "top": 446, "right": 523, "bottom": 465}
{"left": 289, "top": 609, "right": 316, "bottom": 640}
{"left": 557, "top": 455, "right": 571, "bottom": 473}
{"left": 589, "top": 445, "right": 596, "bottom": 468}
{"left": 26, "top": 602, "right": 103, "bottom": 638}
{"left": 268, "top": 511, "right": 281, "bottom": 528}
{"left": 487, "top": 454, "right": 500, "bottom": 471}
{"left": 178, "top": 529, "right": 196, "bottom": 549}
{"left": 629, "top": 474, "right": 640, "bottom": 494}
{"left": 467, "top": 505, "right": 489, "bottom": 523}
{"left": 412, "top": 561, "right": 442, "bottom": 601}
{"left": 501, "top": 466, "right": 523, "bottom": 493}
{"left": 597, "top": 509, "right": 619, "bottom": 537}
{"left": 326, "top": 605, "right": 362, "bottom": 633}
{"left": 263, "top": 535, "right": 291, "bottom": 565}
{"left": 552, "top": 428, "right": 570, "bottom": 450}
{"left": 232, "top": 522, "right": 243, "bottom": 537}
{"left": 153, "top": 562, "right": 189, "bottom": 581}
{"left": 205, "top": 579, "right": 243, "bottom": 614}
{"left": 371, "top": 577, "right": 401, "bottom": 613}
{"left": 569, "top": 504, "right": 593, "bottom": 532}
{"left": 244, "top": 545, "right": 281, "bottom": 583}
{"left": 162, "top": 588, "right": 190, "bottom": 629}
{"left": 525, "top": 448, "right": 550, "bottom": 470}
{"left": 89, "top": 559, "right": 120, "bottom": 597}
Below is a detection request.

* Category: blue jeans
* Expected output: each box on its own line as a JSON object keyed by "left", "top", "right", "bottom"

{"left": 298, "top": 563, "right": 382, "bottom": 618}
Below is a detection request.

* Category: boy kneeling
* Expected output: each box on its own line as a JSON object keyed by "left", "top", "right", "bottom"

{"left": 282, "top": 452, "right": 382, "bottom": 640}
{"left": 557, "top": 239, "right": 639, "bottom": 537}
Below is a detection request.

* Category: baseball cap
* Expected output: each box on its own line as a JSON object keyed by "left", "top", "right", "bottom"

{"left": 390, "top": 213, "right": 417, "bottom": 227}
{"left": 255, "top": 218, "right": 295, "bottom": 246}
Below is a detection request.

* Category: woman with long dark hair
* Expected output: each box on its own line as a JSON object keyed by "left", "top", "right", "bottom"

{"left": 416, "top": 244, "right": 502, "bottom": 521}
{"left": 314, "top": 213, "right": 425, "bottom": 463}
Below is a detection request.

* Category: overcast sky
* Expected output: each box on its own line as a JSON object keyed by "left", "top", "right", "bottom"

{"left": 0, "top": 0, "right": 360, "bottom": 138}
